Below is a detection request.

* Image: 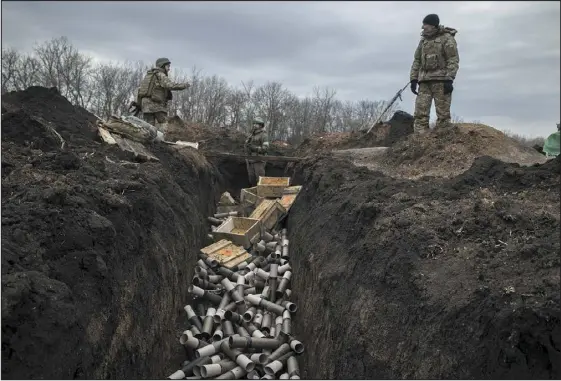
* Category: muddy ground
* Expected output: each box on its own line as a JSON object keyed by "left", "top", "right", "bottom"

{"left": 2, "top": 86, "right": 560, "bottom": 380}
{"left": 288, "top": 155, "right": 560, "bottom": 379}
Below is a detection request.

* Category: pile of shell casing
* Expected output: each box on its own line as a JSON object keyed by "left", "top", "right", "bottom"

{"left": 168, "top": 224, "right": 302, "bottom": 380}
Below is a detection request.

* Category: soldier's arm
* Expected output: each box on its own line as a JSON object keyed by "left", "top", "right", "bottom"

{"left": 409, "top": 40, "right": 423, "bottom": 81}
{"left": 156, "top": 73, "right": 189, "bottom": 91}
{"left": 444, "top": 36, "right": 459, "bottom": 80}
{"left": 250, "top": 133, "right": 268, "bottom": 153}
{"left": 249, "top": 139, "right": 261, "bottom": 152}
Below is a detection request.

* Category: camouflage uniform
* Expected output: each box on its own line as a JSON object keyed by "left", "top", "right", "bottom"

{"left": 245, "top": 118, "right": 269, "bottom": 186}
{"left": 410, "top": 27, "right": 459, "bottom": 132}
{"left": 136, "top": 58, "right": 189, "bottom": 132}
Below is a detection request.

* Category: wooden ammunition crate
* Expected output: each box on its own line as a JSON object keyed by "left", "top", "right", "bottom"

{"left": 249, "top": 199, "right": 287, "bottom": 231}
{"left": 212, "top": 217, "right": 262, "bottom": 248}
{"left": 256, "top": 177, "right": 291, "bottom": 198}
{"left": 200, "top": 239, "right": 251, "bottom": 269}
{"left": 279, "top": 186, "right": 302, "bottom": 211}
{"left": 241, "top": 187, "right": 264, "bottom": 206}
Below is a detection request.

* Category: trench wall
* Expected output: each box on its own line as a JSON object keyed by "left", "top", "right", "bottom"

{"left": 0, "top": 86, "right": 236, "bottom": 380}
{"left": 287, "top": 157, "right": 560, "bottom": 379}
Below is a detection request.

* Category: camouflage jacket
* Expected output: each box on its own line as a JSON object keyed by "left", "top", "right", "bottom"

{"left": 410, "top": 26, "right": 459, "bottom": 83}
{"left": 137, "top": 67, "right": 189, "bottom": 114}
{"left": 245, "top": 128, "right": 269, "bottom": 163}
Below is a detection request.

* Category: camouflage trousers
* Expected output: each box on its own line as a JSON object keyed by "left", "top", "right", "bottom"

{"left": 247, "top": 161, "right": 266, "bottom": 186}
{"left": 142, "top": 111, "right": 168, "bottom": 132}
{"left": 413, "top": 81, "right": 452, "bottom": 133}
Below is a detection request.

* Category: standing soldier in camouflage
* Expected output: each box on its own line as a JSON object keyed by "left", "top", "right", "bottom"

{"left": 410, "top": 14, "right": 459, "bottom": 133}
{"left": 136, "top": 58, "right": 190, "bottom": 132}
{"left": 244, "top": 117, "right": 270, "bottom": 186}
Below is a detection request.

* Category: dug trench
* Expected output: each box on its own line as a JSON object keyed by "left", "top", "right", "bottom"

{"left": 2, "top": 86, "right": 560, "bottom": 380}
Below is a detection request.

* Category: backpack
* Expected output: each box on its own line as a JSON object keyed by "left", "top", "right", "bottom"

{"left": 137, "top": 69, "right": 158, "bottom": 100}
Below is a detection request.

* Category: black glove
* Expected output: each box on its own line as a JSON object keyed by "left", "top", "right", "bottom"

{"left": 410, "top": 80, "right": 418, "bottom": 95}
{"left": 443, "top": 80, "right": 454, "bottom": 95}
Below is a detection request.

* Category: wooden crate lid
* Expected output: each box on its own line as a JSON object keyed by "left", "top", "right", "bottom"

{"left": 249, "top": 199, "right": 286, "bottom": 220}
{"left": 200, "top": 239, "right": 248, "bottom": 267}
{"left": 257, "top": 177, "right": 291, "bottom": 186}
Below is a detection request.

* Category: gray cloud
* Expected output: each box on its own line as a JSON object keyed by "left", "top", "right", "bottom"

{"left": 2, "top": 0, "right": 560, "bottom": 137}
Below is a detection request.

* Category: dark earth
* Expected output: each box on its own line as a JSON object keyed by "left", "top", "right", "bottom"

{"left": 288, "top": 155, "right": 560, "bottom": 379}
{"left": 2, "top": 86, "right": 560, "bottom": 379}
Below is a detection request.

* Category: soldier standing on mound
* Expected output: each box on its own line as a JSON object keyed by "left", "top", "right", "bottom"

{"left": 136, "top": 58, "right": 190, "bottom": 132}
{"left": 409, "top": 14, "right": 460, "bottom": 134}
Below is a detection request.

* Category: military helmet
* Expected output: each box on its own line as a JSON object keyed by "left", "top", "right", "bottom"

{"left": 252, "top": 117, "right": 265, "bottom": 126}
{"left": 156, "top": 57, "right": 171, "bottom": 68}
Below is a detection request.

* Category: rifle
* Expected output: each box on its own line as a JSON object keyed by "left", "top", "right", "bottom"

{"left": 365, "top": 81, "right": 412, "bottom": 135}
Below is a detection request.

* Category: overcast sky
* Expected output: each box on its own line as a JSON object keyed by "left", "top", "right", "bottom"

{"left": 2, "top": 1, "right": 560, "bottom": 137}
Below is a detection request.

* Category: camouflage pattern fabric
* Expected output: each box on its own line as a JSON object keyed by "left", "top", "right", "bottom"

{"left": 142, "top": 111, "right": 168, "bottom": 132}
{"left": 102, "top": 115, "right": 157, "bottom": 143}
{"left": 137, "top": 67, "right": 189, "bottom": 114}
{"left": 410, "top": 26, "right": 459, "bottom": 83}
{"left": 245, "top": 128, "right": 269, "bottom": 163}
{"left": 247, "top": 162, "right": 266, "bottom": 186}
{"left": 413, "top": 82, "right": 452, "bottom": 132}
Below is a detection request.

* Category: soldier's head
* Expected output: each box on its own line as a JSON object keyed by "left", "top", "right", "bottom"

{"left": 557, "top": 122, "right": 560, "bottom": 132}
{"left": 252, "top": 117, "right": 265, "bottom": 130}
{"left": 155, "top": 57, "right": 171, "bottom": 73}
{"left": 422, "top": 14, "right": 440, "bottom": 34}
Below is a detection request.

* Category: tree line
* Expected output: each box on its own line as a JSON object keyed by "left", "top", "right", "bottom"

{"left": 2, "top": 36, "right": 401, "bottom": 143}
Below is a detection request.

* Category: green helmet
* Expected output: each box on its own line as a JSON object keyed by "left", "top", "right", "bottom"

{"left": 156, "top": 57, "right": 171, "bottom": 68}
{"left": 253, "top": 117, "right": 265, "bottom": 126}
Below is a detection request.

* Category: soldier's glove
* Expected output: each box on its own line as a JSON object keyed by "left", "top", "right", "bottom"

{"left": 128, "top": 101, "right": 140, "bottom": 116}
{"left": 410, "top": 80, "right": 419, "bottom": 95}
{"left": 443, "top": 80, "right": 454, "bottom": 95}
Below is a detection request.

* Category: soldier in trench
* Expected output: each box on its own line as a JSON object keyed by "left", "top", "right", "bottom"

{"left": 245, "top": 118, "right": 270, "bottom": 186}
{"left": 409, "top": 14, "right": 460, "bottom": 134}
{"left": 136, "top": 58, "right": 190, "bottom": 133}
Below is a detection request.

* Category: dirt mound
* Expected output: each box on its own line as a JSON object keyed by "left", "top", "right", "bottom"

{"left": 166, "top": 116, "right": 293, "bottom": 157}
{"left": 369, "top": 123, "right": 548, "bottom": 179}
{"left": 295, "top": 110, "right": 414, "bottom": 157}
{"left": 288, "top": 155, "right": 560, "bottom": 379}
{"left": 1, "top": 87, "right": 224, "bottom": 379}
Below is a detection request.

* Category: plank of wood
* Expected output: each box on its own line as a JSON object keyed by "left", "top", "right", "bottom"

{"left": 202, "top": 151, "right": 304, "bottom": 162}
{"left": 98, "top": 127, "right": 117, "bottom": 145}
{"left": 112, "top": 135, "right": 159, "bottom": 162}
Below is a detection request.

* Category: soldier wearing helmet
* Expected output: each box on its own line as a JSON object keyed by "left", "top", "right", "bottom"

{"left": 244, "top": 117, "right": 269, "bottom": 186}
{"left": 136, "top": 57, "right": 190, "bottom": 132}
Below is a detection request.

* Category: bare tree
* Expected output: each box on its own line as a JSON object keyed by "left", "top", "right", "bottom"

{"left": 252, "top": 81, "right": 292, "bottom": 140}
{"left": 2, "top": 48, "right": 20, "bottom": 93}
{"left": 3, "top": 35, "right": 415, "bottom": 142}
{"left": 32, "top": 36, "right": 94, "bottom": 107}
{"left": 311, "top": 86, "right": 337, "bottom": 133}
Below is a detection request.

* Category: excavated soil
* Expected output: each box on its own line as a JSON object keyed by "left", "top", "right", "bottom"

{"left": 287, "top": 155, "right": 560, "bottom": 379}
{"left": 1, "top": 87, "right": 227, "bottom": 379}
{"left": 361, "top": 123, "right": 549, "bottom": 179}
{"left": 295, "top": 111, "right": 414, "bottom": 157}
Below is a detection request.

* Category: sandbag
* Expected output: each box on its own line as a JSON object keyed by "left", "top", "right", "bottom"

{"left": 101, "top": 115, "right": 159, "bottom": 143}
